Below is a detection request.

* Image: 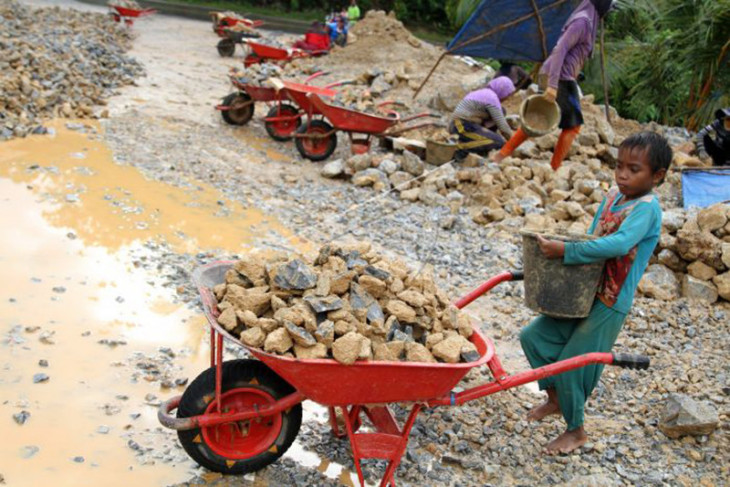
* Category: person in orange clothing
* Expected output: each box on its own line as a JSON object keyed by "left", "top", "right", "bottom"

{"left": 492, "top": 0, "right": 614, "bottom": 170}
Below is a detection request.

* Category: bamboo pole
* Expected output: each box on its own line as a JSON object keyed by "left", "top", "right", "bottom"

{"left": 599, "top": 19, "right": 611, "bottom": 125}
{"left": 529, "top": 0, "right": 548, "bottom": 60}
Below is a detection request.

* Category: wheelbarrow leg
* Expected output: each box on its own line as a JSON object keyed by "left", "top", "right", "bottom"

{"left": 341, "top": 404, "right": 421, "bottom": 487}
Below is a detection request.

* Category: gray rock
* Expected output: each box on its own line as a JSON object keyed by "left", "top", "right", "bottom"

{"left": 378, "top": 159, "right": 399, "bottom": 175}
{"left": 681, "top": 275, "right": 718, "bottom": 303}
{"left": 658, "top": 393, "right": 719, "bottom": 438}
{"left": 401, "top": 151, "right": 425, "bottom": 177}
{"left": 284, "top": 321, "right": 317, "bottom": 347}
{"left": 662, "top": 208, "right": 686, "bottom": 232}
{"left": 314, "top": 320, "right": 335, "bottom": 346}
{"left": 20, "top": 445, "right": 40, "bottom": 459}
{"left": 13, "top": 410, "right": 30, "bottom": 425}
{"left": 364, "top": 265, "right": 390, "bottom": 281}
{"left": 369, "top": 74, "right": 391, "bottom": 95}
{"left": 33, "top": 373, "right": 49, "bottom": 383}
{"left": 321, "top": 159, "right": 344, "bottom": 178}
{"left": 274, "top": 259, "right": 318, "bottom": 290}
{"left": 350, "top": 283, "right": 384, "bottom": 323}
{"left": 304, "top": 295, "right": 344, "bottom": 313}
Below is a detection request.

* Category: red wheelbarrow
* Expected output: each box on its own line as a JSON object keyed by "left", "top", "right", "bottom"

{"left": 243, "top": 40, "right": 328, "bottom": 68}
{"left": 294, "top": 93, "right": 441, "bottom": 161}
{"left": 212, "top": 14, "right": 264, "bottom": 37}
{"left": 216, "top": 73, "right": 348, "bottom": 141}
{"left": 108, "top": 4, "right": 156, "bottom": 26}
{"left": 158, "top": 262, "right": 650, "bottom": 486}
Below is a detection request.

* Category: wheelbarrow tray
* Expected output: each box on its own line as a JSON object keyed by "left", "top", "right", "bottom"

{"left": 231, "top": 82, "right": 278, "bottom": 102}
{"left": 247, "top": 42, "right": 294, "bottom": 61}
{"left": 273, "top": 79, "right": 337, "bottom": 114}
{"left": 193, "top": 262, "right": 492, "bottom": 406}
{"left": 111, "top": 5, "right": 156, "bottom": 17}
{"left": 307, "top": 93, "right": 399, "bottom": 134}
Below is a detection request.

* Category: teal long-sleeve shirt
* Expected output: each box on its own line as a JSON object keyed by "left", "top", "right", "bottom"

{"left": 563, "top": 191, "right": 662, "bottom": 314}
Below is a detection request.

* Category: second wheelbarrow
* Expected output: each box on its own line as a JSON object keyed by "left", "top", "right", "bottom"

{"left": 293, "top": 92, "right": 442, "bottom": 161}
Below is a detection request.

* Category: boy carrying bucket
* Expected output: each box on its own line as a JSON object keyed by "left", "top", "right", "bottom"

{"left": 520, "top": 131, "right": 672, "bottom": 454}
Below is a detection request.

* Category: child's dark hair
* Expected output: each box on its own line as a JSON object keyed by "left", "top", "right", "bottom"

{"left": 619, "top": 131, "right": 672, "bottom": 182}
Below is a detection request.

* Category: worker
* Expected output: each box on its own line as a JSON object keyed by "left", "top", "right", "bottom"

{"left": 495, "top": 61, "right": 533, "bottom": 91}
{"left": 449, "top": 76, "right": 516, "bottom": 160}
{"left": 520, "top": 132, "right": 672, "bottom": 455}
{"left": 347, "top": 0, "right": 361, "bottom": 23}
{"left": 327, "top": 15, "right": 348, "bottom": 47}
{"left": 493, "top": 0, "right": 615, "bottom": 170}
{"left": 696, "top": 108, "right": 730, "bottom": 166}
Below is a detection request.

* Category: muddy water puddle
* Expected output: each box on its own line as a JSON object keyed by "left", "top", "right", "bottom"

{"left": 0, "top": 122, "right": 357, "bottom": 486}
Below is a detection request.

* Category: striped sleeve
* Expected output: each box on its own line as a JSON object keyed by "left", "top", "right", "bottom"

{"left": 696, "top": 121, "right": 717, "bottom": 157}
{"left": 486, "top": 104, "right": 513, "bottom": 138}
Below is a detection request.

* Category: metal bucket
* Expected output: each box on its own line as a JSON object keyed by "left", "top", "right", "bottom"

{"left": 520, "top": 95, "right": 560, "bottom": 137}
{"left": 426, "top": 138, "right": 457, "bottom": 165}
{"left": 521, "top": 231, "right": 604, "bottom": 318}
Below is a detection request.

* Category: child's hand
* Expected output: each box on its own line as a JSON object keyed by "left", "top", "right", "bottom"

{"left": 537, "top": 235, "right": 565, "bottom": 259}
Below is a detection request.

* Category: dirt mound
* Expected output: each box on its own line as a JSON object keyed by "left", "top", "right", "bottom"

{"left": 302, "top": 10, "right": 478, "bottom": 108}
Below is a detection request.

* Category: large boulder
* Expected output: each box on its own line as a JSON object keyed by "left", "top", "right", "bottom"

{"left": 658, "top": 394, "right": 719, "bottom": 438}
{"left": 697, "top": 204, "right": 728, "bottom": 232}
{"left": 637, "top": 264, "right": 680, "bottom": 300}
{"left": 675, "top": 230, "right": 725, "bottom": 271}
{"left": 712, "top": 271, "right": 730, "bottom": 301}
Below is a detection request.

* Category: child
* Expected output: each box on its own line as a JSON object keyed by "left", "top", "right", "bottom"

{"left": 493, "top": 0, "right": 614, "bottom": 170}
{"left": 449, "top": 76, "right": 516, "bottom": 159}
{"left": 519, "top": 131, "right": 672, "bottom": 455}
{"left": 696, "top": 108, "right": 730, "bottom": 166}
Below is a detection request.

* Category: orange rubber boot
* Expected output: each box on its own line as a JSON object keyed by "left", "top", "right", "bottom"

{"left": 550, "top": 126, "right": 581, "bottom": 170}
{"left": 496, "top": 128, "right": 529, "bottom": 160}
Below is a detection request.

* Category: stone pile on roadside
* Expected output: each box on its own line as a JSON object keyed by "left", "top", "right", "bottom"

{"left": 0, "top": 0, "right": 143, "bottom": 139}
{"left": 213, "top": 243, "right": 481, "bottom": 364}
{"left": 640, "top": 202, "right": 730, "bottom": 303}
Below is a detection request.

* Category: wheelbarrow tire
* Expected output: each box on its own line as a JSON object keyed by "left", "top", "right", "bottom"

{"left": 221, "top": 92, "right": 254, "bottom": 126}
{"left": 295, "top": 120, "right": 337, "bottom": 161}
{"left": 176, "top": 359, "right": 302, "bottom": 475}
{"left": 217, "top": 38, "right": 236, "bottom": 57}
{"left": 264, "top": 104, "right": 301, "bottom": 141}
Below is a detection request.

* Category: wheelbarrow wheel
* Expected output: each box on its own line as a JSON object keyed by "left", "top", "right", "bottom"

{"left": 177, "top": 359, "right": 302, "bottom": 475}
{"left": 221, "top": 92, "right": 254, "bottom": 126}
{"left": 295, "top": 120, "right": 337, "bottom": 161}
{"left": 217, "top": 38, "right": 235, "bottom": 57}
{"left": 264, "top": 104, "right": 301, "bottom": 141}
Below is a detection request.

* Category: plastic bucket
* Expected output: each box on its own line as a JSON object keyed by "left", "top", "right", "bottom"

{"left": 520, "top": 95, "right": 560, "bottom": 137}
{"left": 521, "top": 231, "right": 604, "bottom": 318}
{"left": 426, "top": 138, "right": 457, "bottom": 165}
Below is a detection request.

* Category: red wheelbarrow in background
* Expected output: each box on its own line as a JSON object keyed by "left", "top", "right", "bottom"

{"left": 158, "top": 262, "right": 649, "bottom": 486}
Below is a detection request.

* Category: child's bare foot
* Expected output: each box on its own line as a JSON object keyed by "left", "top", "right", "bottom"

{"left": 543, "top": 428, "right": 588, "bottom": 455}
{"left": 527, "top": 400, "right": 561, "bottom": 422}
{"left": 527, "top": 388, "right": 560, "bottom": 422}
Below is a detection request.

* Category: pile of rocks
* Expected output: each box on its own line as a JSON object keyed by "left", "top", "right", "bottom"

{"left": 213, "top": 243, "right": 480, "bottom": 365}
{"left": 641, "top": 203, "right": 730, "bottom": 303}
{"left": 0, "top": 0, "right": 143, "bottom": 139}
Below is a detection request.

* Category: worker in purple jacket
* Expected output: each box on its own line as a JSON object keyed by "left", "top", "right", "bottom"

{"left": 493, "top": 0, "right": 614, "bottom": 170}
{"left": 449, "top": 76, "right": 516, "bottom": 160}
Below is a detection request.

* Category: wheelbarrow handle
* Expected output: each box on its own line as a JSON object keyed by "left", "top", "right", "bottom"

{"left": 612, "top": 353, "right": 650, "bottom": 370}
{"left": 324, "top": 78, "right": 355, "bottom": 89}
{"left": 303, "top": 71, "right": 329, "bottom": 84}
{"left": 453, "top": 270, "right": 522, "bottom": 309}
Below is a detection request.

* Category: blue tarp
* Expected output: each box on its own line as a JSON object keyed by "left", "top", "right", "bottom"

{"left": 681, "top": 168, "right": 730, "bottom": 209}
{"left": 447, "top": 0, "right": 581, "bottom": 62}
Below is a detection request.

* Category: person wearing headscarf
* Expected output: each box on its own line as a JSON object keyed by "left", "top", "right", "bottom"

{"left": 696, "top": 108, "right": 730, "bottom": 166}
{"left": 495, "top": 61, "right": 533, "bottom": 91}
{"left": 449, "top": 76, "right": 516, "bottom": 159}
{"left": 493, "top": 0, "right": 614, "bottom": 170}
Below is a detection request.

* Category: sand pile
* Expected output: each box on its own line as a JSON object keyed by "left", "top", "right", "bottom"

{"left": 213, "top": 242, "right": 480, "bottom": 365}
